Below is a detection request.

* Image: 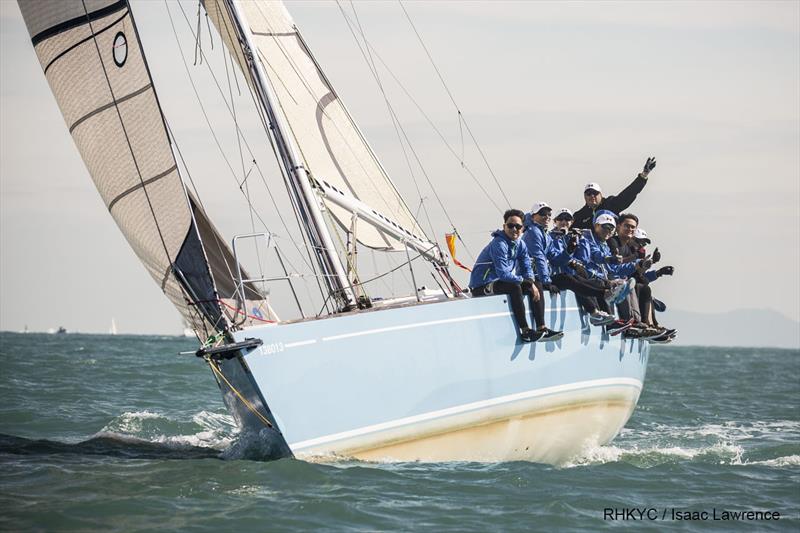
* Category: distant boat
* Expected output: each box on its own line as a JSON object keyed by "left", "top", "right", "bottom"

{"left": 55, "top": 327, "right": 67, "bottom": 335}
{"left": 109, "top": 318, "right": 118, "bottom": 335}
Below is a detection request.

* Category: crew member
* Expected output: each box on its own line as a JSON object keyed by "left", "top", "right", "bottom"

{"left": 572, "top": 157, "right": 657, "bottom": 230}
{"left": 469, "top": 209, "right": 563, "bottom": 343}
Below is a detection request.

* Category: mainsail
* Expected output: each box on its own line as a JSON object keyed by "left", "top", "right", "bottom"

{"left": 204, "top": 0, "right": 431, "bottom": 253}
{"left": 18, "top": 0, "right": 274, "bottom": 334}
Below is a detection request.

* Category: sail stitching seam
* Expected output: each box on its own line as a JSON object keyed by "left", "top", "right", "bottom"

{"left": 68, "top": 83, "right": 152, "bottom": 134}
{"left": 107, "top": 164, "right": 177, "bottom": 212}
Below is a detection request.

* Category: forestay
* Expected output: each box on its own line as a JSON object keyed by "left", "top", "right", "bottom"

{"left": 204, "top": 0, "right": 430, "bottom": 253}
{"left": 18, "top": 0, "right": 274, "bottom": 335}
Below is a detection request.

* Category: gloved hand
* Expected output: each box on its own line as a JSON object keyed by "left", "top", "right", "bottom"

{"left": 544, "top": 282, "right": 560, "bottom": 295}
{"left": 567, "top": 233, "right": 580, "bottom": 253}
{"left": 657, "top": 266, "right": 674, "bottom": 277}
{"left": 652, "top": 247, "right": 661, "bottom": 263}
{"left": 641, "top": 156, "right": 657, "bottom": 178}
{"left": 521, "top": 278, "right": 535, "bottom": 289}
{"left": 638, "top": 256, "right": 653, "bottom": 272}
{"left": 569, "top": 260, "right": 588, "bottom": 278}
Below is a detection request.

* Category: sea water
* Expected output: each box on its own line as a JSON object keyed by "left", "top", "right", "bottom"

{"left": 0, "top": 332, "right": 797, "bottom": 531}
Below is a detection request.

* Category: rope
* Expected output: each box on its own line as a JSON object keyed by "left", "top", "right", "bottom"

{"left": 398, "top": 0, "right": 511, "bottom": 207}
{"left": 207, "top": 359, "right": 274, "bottom": 428}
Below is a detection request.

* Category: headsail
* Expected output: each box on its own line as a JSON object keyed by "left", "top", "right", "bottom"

{"left": 204, "top": 0, "right": 432, "bottom": 254}
{"left": 18, "top": 0, "right": 274, "bottom": 334}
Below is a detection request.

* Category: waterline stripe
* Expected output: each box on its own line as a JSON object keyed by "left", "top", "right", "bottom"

{"left": 290, "top": 377, "right": 643, "bottom": 450}
{"left": 321, "top": 311, "right": 512, "bottom": 342}
{"left": 284, "top": 339, "right": 317, "bottom": 348}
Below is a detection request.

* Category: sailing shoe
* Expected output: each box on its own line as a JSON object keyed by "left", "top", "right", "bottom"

{"left": 622, "top": 324, "right": 648, "bottom": 339}
{"left": 538, "top": 328, "right": 564, "bottom": 342}
{"left": 589, "top": 310, "right": 615, "bottom": 326}
{"left": 641, "top": 326, "right": 665, "bottom": 340}
{"left": 520, "top": 328, "right": 544, "bottom": 343}
{"left": 649, "top": 334, "right": 673, "bottom": 344}
{"left": 606, "top": 318, "right": 634, "bottom": 335}
{"left": 605, "top": 278, "right": 636, "bottom": 306}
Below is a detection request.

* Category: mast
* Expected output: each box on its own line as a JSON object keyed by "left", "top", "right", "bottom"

{"left": 225, "top": 0, "right": 355, "bottom": 311}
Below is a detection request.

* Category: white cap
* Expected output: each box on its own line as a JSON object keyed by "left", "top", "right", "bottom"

{"left": 634, "top": 228, "right": 649, "bottom": 240}
{"left": 595, "top": 213, "right": 616, "bottom": 227}
{"left": 555, "top": 208, "right": 573, "bottom": 219}
{"left": 584, "top": 182, "right": 602, "bottom": 194}
{"left": 530, "top": 201, "right": 551, "bottom": 214}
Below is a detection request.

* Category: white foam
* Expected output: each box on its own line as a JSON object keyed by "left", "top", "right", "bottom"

{"left": 97, "top": 409, "right": 237, "bottom": 450}
{"left": 747, "top": 455, "right": 800, "bottom": 467}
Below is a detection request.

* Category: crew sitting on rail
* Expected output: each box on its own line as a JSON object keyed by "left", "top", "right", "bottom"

{"left": 568, "top": 212, "right": 645, "bottom": 332}
{"left": 524, "top": 203, "right": 616, "bottom": 327}
{"left": 469, "top": 209, "right": 563, "bottom": 343}
{"left": 608, "top": 217, "right": 676, "bottom": 339}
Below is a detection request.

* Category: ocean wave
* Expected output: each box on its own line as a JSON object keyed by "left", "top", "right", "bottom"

{"left": 564, "top": 420, "right": 799, "bottom": 468}
{"left": 98, "top": 410, "right": 236, "bottom": 450}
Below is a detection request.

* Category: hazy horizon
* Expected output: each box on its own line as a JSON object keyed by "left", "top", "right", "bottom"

{"left": 1, "top": 0, "right": 798, "bottom": 335}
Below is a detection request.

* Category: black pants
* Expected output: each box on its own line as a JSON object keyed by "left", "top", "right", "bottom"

{"left": 472, "top": 280, "right": 544, "bottom": 331}
{"left": 552, "top": 274, "right": 609, "bottom": 315}
{"left": 637, "top": 283, "right": 656, "bottom": 325}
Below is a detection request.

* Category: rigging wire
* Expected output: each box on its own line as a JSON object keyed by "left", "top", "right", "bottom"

{"left": 202, "top": 0, "right": 329, "bottom": 311}
{"left": 398, "top": 0, "right": 511, "bottom": 208}
{"left": 248, "top": 1, "right": 429, "bottom": 246}
{"left": 168, "top": 0, "right": 312, "bottom": 277}
{"left": 344, "top": 0, "right": 437, "bottom": 244}
{"left": 168, "top": 0, "right": 323, "bottom": 317}
{"left": 335, "top": 4, "right": 481, "bottom": 259}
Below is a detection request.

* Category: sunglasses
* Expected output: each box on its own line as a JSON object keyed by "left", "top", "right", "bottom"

{"left": 505, "top": 223, "right": 523, "bottom": 231}
{"left": 537, "top": 211, "right": 553, "bottom": 218}
{"left": 621, "top": 223, "right": 637, "bottom": 229}
{"left": 601, "top": 224, "right": 615, "bottom": 231}
{"left": 584, "top": 190, "right": 600, "bottom": 196}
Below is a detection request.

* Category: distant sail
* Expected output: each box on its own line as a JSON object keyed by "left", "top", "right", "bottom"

{"left": 205, "top": 0, "right": 429, "bottom": 252}
{"left": 18, "top": 0, "right": 274, "bottom": 334}
{"left": 109, "top": 318, "right": 117, "bottom": 335}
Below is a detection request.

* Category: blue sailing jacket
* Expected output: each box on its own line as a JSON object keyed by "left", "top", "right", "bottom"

{"left": 469, "top": 230, "right": 535, "bottom": 288}
{"left": 522, "top": 214, "right": 569, "bottom": 284}
{"left": 573, "top": 229, "right": 638, "bottom": 280}
{"left": 548, "top": 229, "right": 574, "bottom": 276}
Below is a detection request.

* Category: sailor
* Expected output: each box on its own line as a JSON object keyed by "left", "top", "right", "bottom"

{"left": 469, "top": 209, "right": 563, "bottom": 343}
{"left": 525, "top": 204, "right": 615, "bottom": 326}
{"left": 572, "top": 157, "right": 657, "bottom": 230}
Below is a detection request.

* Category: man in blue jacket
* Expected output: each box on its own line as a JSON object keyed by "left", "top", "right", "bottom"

{"left": 469, "top": 209, "right": 563, "bottom": 343}
{"left": 525, "top": 203, "right": 616, "bottom": 326}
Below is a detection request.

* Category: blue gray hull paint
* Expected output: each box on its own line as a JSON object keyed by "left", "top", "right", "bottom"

{"left": 231, "top": 293, "right": 649, "bottom": 461}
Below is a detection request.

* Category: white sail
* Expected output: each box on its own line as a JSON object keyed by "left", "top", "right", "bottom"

{"left": 18, "top": 0, "right": 275, "bottom": 334}
{"left": 205, "top": 0, "right": 430, "bottom": 253}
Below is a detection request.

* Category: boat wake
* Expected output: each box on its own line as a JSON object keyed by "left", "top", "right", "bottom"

{"left": 0, "top": 432, "right": 220, "bottom": 460}
{"left": 563, "top": 420, "right": 800, "bottom": 468}
{"left": 98, "top": 409, "right": 237, "bottom": 450}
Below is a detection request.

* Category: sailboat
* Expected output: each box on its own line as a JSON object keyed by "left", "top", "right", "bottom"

{"left": 109, "top": 318, "right": 118, "bottom": 335}
{"left": 17, "top": 0, "right": 649, "bottom": 463}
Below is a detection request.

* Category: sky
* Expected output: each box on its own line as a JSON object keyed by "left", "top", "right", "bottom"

{"left": 1, "top": 0, "right": 799, "bottom": 335}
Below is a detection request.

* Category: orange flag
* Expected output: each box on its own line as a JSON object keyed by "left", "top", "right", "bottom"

{"left": 445, "top": 233, "right": 472, "bottom": 272}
